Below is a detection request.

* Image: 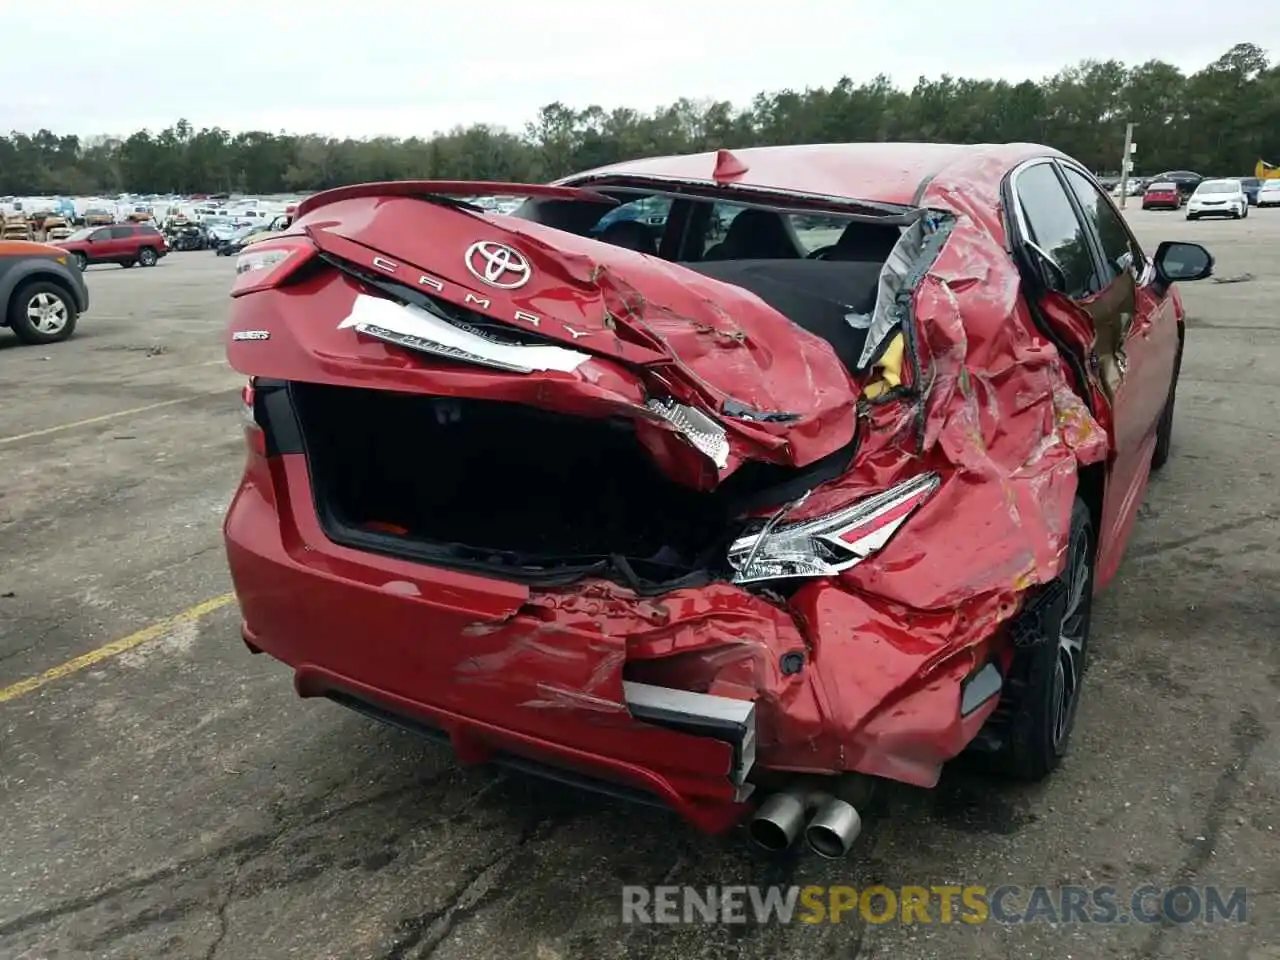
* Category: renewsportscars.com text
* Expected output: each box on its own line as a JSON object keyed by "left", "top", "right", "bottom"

{"left": 621, "top": 884, "right": 1248, "bottom": 926}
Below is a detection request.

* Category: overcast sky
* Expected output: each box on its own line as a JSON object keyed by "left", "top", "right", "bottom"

{"left": 5, "top": 2, "right": 1278, "bottom": 140}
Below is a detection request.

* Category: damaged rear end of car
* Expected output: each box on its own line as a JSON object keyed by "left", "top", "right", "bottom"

{"left": 223, "top": 159, "right": 1106, "bottom": 855}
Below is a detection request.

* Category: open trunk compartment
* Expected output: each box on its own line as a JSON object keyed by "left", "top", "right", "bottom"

{"left": 292, "top": 384, "right": 748, "bottom": 588}
{"left": 290, "top": 383, "right": 856, "bottom": 590}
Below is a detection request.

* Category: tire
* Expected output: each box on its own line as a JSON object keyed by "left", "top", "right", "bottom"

{"left": 122, "top": 261, "right": 135, "bottom": 269}
{"left": 1185, "top": 213, "right": 1196, "bottom": 221}
{"left": 1151, "top": 336, "right": 1182, "bottom": 470}
{"left": 989, "top": 499, "right": 1095, "bottom": 781}
{"left": 138, "top": 247, "right": 158, "bottom": 267}
{"left": 7, "top": 281, "right": 79, "bottom": 345}
{"left": 72, "top": 251, "right": 88, "bottom": 271}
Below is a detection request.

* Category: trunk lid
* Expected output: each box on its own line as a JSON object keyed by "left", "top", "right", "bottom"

{"left": 227, "top": 186, "right": 861, "bottom": 477}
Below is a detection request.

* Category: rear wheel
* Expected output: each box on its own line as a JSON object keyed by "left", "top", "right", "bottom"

{"left": 8, "top": 281, "right": 78, "bottom": 345}
{"left": 72, "top": 251, "right": 88, "bottom": 271}
{"left": 988, "top": 499, "right": 1095, "bottom": 781}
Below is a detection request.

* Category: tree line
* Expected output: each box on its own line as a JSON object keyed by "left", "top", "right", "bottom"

{"left": 2, "top": 43, "right": 1276, "bottom": 197}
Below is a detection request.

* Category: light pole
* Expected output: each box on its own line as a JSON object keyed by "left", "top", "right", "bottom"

{"left": 1118, "top": 123, "right": 1137, "bottom": 209}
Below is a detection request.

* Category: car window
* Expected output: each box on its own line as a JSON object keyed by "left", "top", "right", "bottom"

{"left": 90, "top": 228, "right": 112, "bottom": 241}
{"left": 109, "top": 225, "right": 134, "bottom": 239}
{"left": 1014, "top": 162, "right": 1101, "bottom": 299}
{"left": 1061, "top": 166, "right": 1145, "bottom": 282}
{"left": 593, "top": 197, "right": 671, "bottom": 232}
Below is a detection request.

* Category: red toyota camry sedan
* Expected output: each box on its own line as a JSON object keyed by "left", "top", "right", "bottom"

{"left": 222, "top": 143, "right": 1213, "bottom": 858}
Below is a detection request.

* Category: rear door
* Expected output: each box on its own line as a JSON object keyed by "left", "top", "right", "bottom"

{"left": 107, "top": 225, "right": 135, "bottom": 262}
{"left": 1009, "top": 159, "right": 1177, "bottom": 582}
{"left": 1057, "top": 163, "right": 1179, "bottom": 571}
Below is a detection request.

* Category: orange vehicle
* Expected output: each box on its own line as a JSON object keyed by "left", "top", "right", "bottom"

{"left": 0, "top": 239, "right": 90, "bottom": 344}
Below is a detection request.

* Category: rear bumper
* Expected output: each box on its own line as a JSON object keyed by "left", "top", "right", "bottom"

{"left": 270, "top": 655, "right": 751, "bottom": 832}
{"left": 226, "top": 456, "right": 760, "bottom": 832}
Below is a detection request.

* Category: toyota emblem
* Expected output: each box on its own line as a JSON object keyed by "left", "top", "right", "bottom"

{"left": 464, "top": 241, "right": 532, "bottom": 290}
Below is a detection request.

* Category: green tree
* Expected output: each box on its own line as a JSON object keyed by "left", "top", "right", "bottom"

{"left": 1, "top": 45, "right": 1275, "bottom": 195}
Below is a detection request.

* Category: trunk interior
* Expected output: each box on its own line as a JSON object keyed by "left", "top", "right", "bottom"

{"left": 290, "top": 383, "right": 828, "bottom": 589}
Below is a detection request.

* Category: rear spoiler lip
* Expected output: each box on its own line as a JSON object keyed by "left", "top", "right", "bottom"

{"left": 295, "top": 180, "right": 621, "bottom": 218}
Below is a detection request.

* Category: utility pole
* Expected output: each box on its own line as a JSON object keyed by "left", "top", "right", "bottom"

{"left": 1118, "top": 122, "right": 1136, "bottom": 209}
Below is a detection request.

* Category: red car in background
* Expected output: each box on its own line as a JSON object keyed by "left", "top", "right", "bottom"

{"left": 54, "top": 222, "right": 168, "bottom": 270}
{"left": 1142, "top": 181, "right": 1183, "bottom": 210}
{"left": 223, "top": 144, "right": 1213, "bottom": 858}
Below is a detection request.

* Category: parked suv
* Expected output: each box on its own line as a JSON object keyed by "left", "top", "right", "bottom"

{"left": 0, "top": 240, "right": 90, "bottom": 344}
{"left": 54, "top": 223, "right": 168, "bottom": 270}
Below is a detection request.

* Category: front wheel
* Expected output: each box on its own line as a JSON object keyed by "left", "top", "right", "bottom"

{"left": 990, "top": 499, "right": 1095, "bottom": 781}
{"left": 7, "top": 281, "right": 79, "bottom": 345}
{"left": 72, "top": 251, "right": 88, "bottom": 271}
{"left": 1151, "top": 338, "right": 1182, "bottom": 470}
{"left": 138, "top": 247, "right": 158, "bottom": 267}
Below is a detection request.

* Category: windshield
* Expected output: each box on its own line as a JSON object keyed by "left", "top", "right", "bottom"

{"left": 1148, "top": 183, "right": 1176, "bottom": 191}
{"left": 1261, "top": 181, "right": 1280, "bottom": 191}
{"left": 1197, "top": 181, "right": 1238, "bottom": 194}
{"left": 63, "top": 228, "right": 96, "bottom": 242}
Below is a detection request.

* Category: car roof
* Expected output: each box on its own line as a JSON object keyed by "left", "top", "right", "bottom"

{"left": 561, "top": 142, "right": 1065, "bottom": 208}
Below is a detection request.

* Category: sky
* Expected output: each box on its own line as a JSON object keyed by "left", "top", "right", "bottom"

{"left": 4, "top": 2, "right": 1279, "bottom": 140}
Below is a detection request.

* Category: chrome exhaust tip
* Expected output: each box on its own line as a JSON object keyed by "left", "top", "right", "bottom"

{"left": 804, "top": 797, "right": 862, "bottom": 859}
{"left": 748, "top": 791, "right": 807, "bottom": 852}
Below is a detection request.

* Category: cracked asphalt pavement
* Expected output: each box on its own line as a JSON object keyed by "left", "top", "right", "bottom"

{"left": 0, "top": 210, "right": 1277, "bottom": 959}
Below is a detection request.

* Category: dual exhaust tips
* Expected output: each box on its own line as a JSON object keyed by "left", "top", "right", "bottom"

{"left": 749, "top": 789, "right": 862, "bottom": 858}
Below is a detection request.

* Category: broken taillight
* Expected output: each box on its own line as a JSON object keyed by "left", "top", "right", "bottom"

{"left": 241, "top": 378, "right": 266, "bottom": 457}
{"left": 727, "top": 473, "right": 941, "bottom": 584}
{"left": 230, "top": 236, "right": 317, "bottom": 297}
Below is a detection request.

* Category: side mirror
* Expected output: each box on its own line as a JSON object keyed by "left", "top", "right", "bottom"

{"left": 1153, "top": 241, "right": 1213, "bottom": 294}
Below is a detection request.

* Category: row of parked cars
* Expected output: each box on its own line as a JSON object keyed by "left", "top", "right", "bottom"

{"left": 1139, "top": 171, "right": 1280, "bottom": 219}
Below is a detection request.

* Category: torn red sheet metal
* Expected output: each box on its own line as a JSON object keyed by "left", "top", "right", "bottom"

{"left": 454, "top": 158, "right": 1113, "bottom": 787}
{"left": 244, "top": 195, "right": 858, "bottom": 479}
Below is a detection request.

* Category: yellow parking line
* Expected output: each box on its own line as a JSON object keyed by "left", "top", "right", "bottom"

{"left": 0, "top": 391, "right": 229, "bottom": 447}
{"left": 0, "top": 593, "right": 236, "bottom": 703}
